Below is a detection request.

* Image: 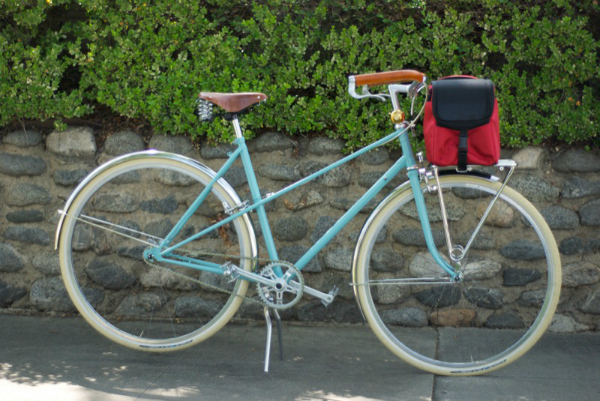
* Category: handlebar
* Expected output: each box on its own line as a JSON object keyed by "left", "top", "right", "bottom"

{"left": 347, "top": 69, "right": 428, "bottom": 123}
{"left": 350, "top": 70, "right": 426, "bottom": 87}
{"left": 348, "top": 69, "right": 427, "bottom": 104}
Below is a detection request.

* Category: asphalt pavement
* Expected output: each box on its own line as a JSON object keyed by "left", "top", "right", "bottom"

{"left": 0, "top": 314, "right": 598, "bottom": 401}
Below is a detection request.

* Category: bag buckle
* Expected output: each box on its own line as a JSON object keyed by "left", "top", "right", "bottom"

{"left": 457, "top": 130, "right": 469, "bottom": 172}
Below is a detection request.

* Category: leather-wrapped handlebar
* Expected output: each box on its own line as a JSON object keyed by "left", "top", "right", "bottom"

{"left": 351, "top": 70, "right": 426, "bottom": 87}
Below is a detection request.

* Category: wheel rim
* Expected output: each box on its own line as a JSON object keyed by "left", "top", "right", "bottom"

{"left": 59, "top": 156, "right": 255, "bottom": 350}
{"left": 356, "top": 175, "right": 560, "bottom": 374}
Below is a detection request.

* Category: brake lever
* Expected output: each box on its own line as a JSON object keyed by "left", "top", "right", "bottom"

{"left": 348, "top": 77, "right": 390, "bottom": 102}
{"left": 408, "top": 82, "right": 427, "bottom": 116}
{"left": 360, "top": 85, "right": 390, "bottom": 102}
{"left": 408, "top": 81, "right": 426, "bottom": 98}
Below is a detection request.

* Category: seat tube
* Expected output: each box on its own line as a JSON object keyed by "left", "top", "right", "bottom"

{"left": 233, "top": 118, "right": 280, "bottom": 263}
{"left": 232, "top": 117, "right": 244, "bottom": 139}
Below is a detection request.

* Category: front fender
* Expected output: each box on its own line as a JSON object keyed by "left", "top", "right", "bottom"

{"left": 350, "top": 180, "right": 414, "bottom": 322}
{"left": 350, "top": 170, "right": 501, "bottom": 320}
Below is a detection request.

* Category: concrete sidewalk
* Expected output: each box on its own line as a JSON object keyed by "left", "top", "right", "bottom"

{"left": 0, "top": 315, "right": 598, "bottom": 401}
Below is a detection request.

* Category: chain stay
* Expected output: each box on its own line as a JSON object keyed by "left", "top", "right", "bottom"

{"left": 145, "top": 248, "right": 303, "bottom": 309}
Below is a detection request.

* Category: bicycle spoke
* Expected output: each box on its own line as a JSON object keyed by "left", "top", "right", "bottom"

{"left": 354, "top": 175, "right": 560, "bottom": 375}
{"left": 58, "top": 153, "right": 256, "bottom": 350}
{"left": 61, "top": 210, "right": 162, "bottom": 247}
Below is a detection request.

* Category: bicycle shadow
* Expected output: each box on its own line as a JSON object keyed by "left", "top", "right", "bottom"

{"left": 0, "top": 315, "right": 435, "bottom": 400}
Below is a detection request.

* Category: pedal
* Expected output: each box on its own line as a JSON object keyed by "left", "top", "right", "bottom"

{"left": 321, "top": 285, "right": 340, "bottom": 307}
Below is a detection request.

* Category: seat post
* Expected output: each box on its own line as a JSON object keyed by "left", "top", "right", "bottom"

{"left": 232, "top": 117, "right": 244, "bottom": 139}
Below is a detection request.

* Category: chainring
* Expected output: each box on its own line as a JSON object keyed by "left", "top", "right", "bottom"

{"left": 256, "top": 261, "right": 304, "bottom": 310}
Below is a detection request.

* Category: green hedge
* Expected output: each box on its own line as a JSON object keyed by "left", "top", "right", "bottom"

{"left": 1, "top": 0, "right": 599, "bottom": 149}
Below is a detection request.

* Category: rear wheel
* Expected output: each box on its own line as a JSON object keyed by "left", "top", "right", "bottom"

{"left": 354, "top": 174, "right": 561, "bottom": 375}
{"left": 58, "top": 152, "right": 256, "bottom": 351}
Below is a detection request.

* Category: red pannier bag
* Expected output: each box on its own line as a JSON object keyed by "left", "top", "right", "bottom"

{"left": 423, "top": 76, "right": 500, "bottom": 171}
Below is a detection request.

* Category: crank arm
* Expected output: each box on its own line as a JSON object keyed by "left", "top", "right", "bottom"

{"left": 290, "top": 281, "right": 337, "bottom": 306}
{"left": 303, "top": 284, "right": 336, "bottom": 306}
{"left": 225, "top": 265, "right": 335, "bottom": 305}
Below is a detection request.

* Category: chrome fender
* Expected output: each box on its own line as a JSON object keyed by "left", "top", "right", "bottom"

{"left": 350, "top": 170, "right": 501, "bottom": 320}
{"left": 351, "top": 180, "right": 413, "bottom": 321}
{"left": 54, "top": 150, "right": 257, "bottom": 262}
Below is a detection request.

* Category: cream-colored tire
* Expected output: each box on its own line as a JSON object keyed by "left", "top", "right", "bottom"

{"left": 354, "top": 174, "right": 561, "bottom": 375}
{"left": 58, "top": 151, "right": 256, "bottom": 351}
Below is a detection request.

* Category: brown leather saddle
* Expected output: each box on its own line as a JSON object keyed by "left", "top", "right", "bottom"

{"left": 199, "top": 92, "right": 267, "bottom": 113}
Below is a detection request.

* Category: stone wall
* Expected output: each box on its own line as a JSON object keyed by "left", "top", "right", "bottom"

{"left": 0, "top": 127, "right": 599, "bottom": 332}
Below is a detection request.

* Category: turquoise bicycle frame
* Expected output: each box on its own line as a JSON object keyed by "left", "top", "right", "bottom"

{"left": 149, "top": 123, "right": 456, "bottom": 280}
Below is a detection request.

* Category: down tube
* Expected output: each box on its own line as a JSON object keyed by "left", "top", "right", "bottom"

{"left": 294, "top": 156, "right": 410, "bottom": 271}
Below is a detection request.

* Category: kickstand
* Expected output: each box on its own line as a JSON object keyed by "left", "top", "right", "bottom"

{"left": 273, "top": 309, "right": 284, "bottom": 361}
{"left": 263, "top": 307, "right": 285, "bottom": 373}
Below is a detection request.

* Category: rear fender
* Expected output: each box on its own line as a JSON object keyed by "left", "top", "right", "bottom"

{"left": 54, "top": 150, "right": 255, "bottom": 255}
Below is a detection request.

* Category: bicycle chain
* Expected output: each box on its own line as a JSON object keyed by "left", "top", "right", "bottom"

{"left": 143, "top": 248, "right": 301, "bottom": 308}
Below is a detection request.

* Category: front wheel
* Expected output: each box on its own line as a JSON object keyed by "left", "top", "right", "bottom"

{"left": 58, "top": 151, "right": 257, "bottom": 351}
{"left": 353, "top": 174, "right": 561, "bottom": 375}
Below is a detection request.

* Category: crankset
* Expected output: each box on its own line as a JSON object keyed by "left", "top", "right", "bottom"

{"left": 256, "top": 261, "right": 304, "bottom": 310}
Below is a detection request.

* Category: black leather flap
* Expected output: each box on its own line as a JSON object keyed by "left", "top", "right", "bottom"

{"left": 432, "top": 78, "right": 495, "bottom": 131}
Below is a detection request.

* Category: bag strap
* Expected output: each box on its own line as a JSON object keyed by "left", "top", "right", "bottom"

{"left": 457, "top": 129, "right": 468, "bottom": 172}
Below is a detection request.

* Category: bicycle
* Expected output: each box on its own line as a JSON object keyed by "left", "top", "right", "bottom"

{"left": 55, "top": 70, "right": 561, "bottom": 376}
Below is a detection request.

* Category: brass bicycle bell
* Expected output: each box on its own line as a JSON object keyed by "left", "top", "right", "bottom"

{"left": 390, "top": 109, "right": 406, "bottom": 124}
